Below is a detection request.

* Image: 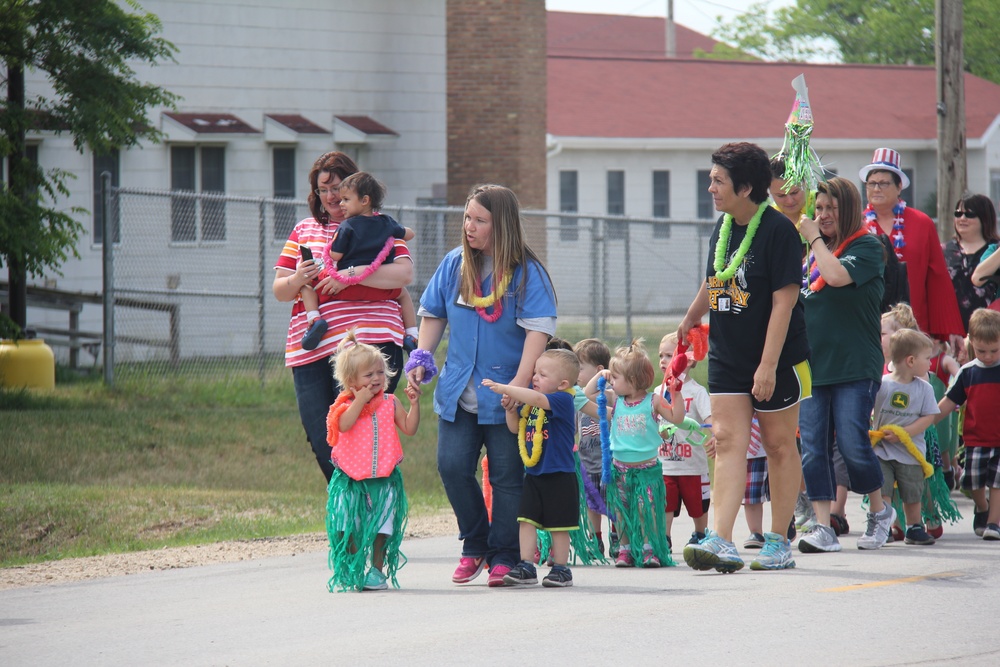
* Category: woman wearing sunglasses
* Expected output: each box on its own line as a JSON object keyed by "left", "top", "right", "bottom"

{"left": 950, "top": 194, "right": 1000, "bottom": 329}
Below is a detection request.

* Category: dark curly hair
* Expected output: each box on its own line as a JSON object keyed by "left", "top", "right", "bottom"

{"left": 307, "top": 151, "right": 359, "bottom": 225}
{"left": 712, "top": 142, "right": 771, "bottom": 205}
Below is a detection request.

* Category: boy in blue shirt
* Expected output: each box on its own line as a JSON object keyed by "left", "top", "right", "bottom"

{"left": 482, "top": 349, "right": 581, "bottom": 587}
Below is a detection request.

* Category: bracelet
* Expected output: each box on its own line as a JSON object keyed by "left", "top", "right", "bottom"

{"left": 810, "top": 236, "right": 822, "bottom": 246}
{"left": 403, "top": 349, "right": 438, "bottom": 383}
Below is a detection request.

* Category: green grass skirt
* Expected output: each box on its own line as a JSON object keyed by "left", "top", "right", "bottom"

{"left": 605, "top": 462, "right": 675, "bottom": 567}
{"left": 325, "top": 467, "right": 408, "bottom": 592}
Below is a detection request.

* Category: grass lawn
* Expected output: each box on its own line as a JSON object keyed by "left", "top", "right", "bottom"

{"left": 0, "top": 365, "right": 448, "bottom": 567}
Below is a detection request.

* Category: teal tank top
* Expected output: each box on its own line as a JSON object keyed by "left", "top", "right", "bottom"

{"left": 611, "top": 393, "right": 661, "bottom": 463}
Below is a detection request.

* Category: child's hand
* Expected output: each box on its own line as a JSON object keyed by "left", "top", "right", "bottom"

{"left": 353, "top": 383, "right": 377, "bottom": 404}
{"left": 481, "top": 378, "right": 506, "bottom": 395}
{"left": 882, "top": 430, "right": 900, "bottom": 444}
{"left": 404, "top": 384, "right": 420, "bottom": 404}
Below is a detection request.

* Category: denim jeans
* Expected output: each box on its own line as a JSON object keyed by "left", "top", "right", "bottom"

{"left": 799, "top": 379, "right": 884, "bottom": 500}
{"left": 292, "top": 343, "right": 403, "bottom": 483}
{"left": 437, "top": 407, "right": 524, "bottom": 569}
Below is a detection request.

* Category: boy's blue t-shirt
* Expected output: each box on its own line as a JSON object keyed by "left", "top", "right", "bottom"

{"left": 523, "top": 391, "right": 577, "bottom": 476}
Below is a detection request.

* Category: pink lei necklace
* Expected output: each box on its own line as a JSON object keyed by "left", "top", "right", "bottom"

{"left": 864, "top": 200, "right": 906, "bottom": 259}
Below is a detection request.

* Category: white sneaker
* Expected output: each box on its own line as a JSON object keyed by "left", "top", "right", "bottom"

{"left": 857, "top": 504, "right": 897, "bottom": 550}
{"left": 797, "top": 524, "right": 842, "bottom": 553}
{"left": 794, "top": 491, "right": 815, "bottom": 529}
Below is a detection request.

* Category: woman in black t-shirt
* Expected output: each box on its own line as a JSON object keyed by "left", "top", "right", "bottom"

{"left": 679, "top": 142, "right": 809, "bottom": 574}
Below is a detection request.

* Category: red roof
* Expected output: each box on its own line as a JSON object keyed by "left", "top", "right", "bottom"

{"left": 163, "top": 112, "right": 260, "bottom": 134}
{"left": 548, "top": 11, "right": 724, "bottom": 59}
{"left": 265, "top": 114, "right": 329, "bottom": 134}
{"left": 334, "top": 115, "right": 398, "bottom": 136}
{"left": 547, "top": 57, "right": 1000, "bottom": 141}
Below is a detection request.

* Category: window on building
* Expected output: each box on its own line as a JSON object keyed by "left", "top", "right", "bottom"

{"left": 559, "top": 170, "right": 578, "bottom": 242}
{"left": 652, "top": 170, "right": 670, "bottom": 238}
{"left": 273, "top": 147, "right": 297, "bottom": 241}
{"left": 607, "top": 170, "right": 625, "bottom": 236}
{"left": 697, "top": 170, "right": 713, "bottom": 219}
{"left": 93, "top": 150, "right": 121, "bottom": 245}
{"left": 991, "top": 170, "right": 1000, "bottom": 208}
{"left": 171, "top": 145, "right": 226, "bottom": 243}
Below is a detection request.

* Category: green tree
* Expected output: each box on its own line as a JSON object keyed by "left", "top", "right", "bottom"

{"left": 1, "top": 0, "right": 177, "bottom": 338}
{"left": 705, "top": 0, "right": 1000, "bottom": 85}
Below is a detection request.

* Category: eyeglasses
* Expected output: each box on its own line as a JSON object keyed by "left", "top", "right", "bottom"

{"left": 955, "top": 210, "right": 979, "bottom": 218}
{"left": 314, "top": 188, "right": 340, "bottom": 197}
{"left": 865, "top": 180, "right": 895, "bottom": 190}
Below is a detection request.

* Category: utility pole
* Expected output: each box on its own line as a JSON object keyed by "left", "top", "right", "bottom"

{"left": 936, "top": 0, "right": 966, "bottom": 240}
{"left": 665, "top": 0, "right": 676, "bottom": 58}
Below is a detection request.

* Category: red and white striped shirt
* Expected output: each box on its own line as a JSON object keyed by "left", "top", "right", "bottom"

{"left": 275, "top": 217, "right": 409, "bottom": 367}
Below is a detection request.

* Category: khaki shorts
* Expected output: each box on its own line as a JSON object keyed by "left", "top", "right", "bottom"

{"left": 879, "top": 458, "right": 925, "bottom": 504}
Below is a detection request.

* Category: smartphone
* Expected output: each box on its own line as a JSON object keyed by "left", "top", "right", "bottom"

{"left": 299, "top": 244, "right": 324, "bottom": 272}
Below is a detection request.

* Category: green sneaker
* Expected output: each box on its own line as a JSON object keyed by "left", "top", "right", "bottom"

{"left": 363, "top": 568, "right": 388, "bottom": 591}
{"left": 749, "top": 532, "right": 796, "bottom": 570}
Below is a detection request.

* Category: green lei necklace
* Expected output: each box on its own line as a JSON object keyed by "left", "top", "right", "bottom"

{"left": 714, "top": 201, "right": 768, "bottom": 281}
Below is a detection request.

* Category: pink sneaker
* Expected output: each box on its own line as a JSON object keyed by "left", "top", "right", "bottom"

{"left": 487, "top": 563, "right": 512, "bottom": 587}
{"left": 452, "top": 556, "right": 485, "bottom": 584}
{"left": 614, "top": 547, "right": 634, "bottom": 568}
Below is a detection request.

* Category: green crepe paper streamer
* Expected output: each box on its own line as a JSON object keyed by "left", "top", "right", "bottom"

{"left": 775, "top": 75, "right": 825, "bottom": 196}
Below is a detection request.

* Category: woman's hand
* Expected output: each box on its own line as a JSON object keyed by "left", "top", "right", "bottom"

{"left": 296, "top": 258, "right": 318, "bottom": 284}
{"left": 406, "top": 364, "right": 425, "bottom": 388}
{"left": 316, "top": 273, "right": 348, "bottom": 296}
{"left": 797, "top": 214, "right": 820, "bottom": 244}
{"left": 703, "top": 435, "right": 717, "bottom": 459}
{"left": 752, "top": 362, "right": 777, "bottom": 403}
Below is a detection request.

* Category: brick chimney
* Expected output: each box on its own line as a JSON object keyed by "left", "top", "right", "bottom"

{"left": 447, "top": 0, "right": 547, "bottom": 254}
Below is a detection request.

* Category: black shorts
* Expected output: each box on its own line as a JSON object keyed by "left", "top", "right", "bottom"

{"left": 518, "top": 471, "right": 580, "bottom": 531}
{"left": 709, "top": 360, "right": 812, "bottom": 412}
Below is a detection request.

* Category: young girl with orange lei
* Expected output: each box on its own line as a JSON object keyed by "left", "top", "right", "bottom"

{"left": 325, "top": 330, "right": 420, "bottom": 592}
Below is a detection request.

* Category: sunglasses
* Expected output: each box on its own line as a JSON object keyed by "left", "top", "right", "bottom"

{"left": 955, "top": 210, "right": 979, "bottom": 219}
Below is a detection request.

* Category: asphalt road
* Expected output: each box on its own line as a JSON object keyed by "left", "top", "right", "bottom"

{"left": 2, "top": 494, "right": 998, "bottom": 666}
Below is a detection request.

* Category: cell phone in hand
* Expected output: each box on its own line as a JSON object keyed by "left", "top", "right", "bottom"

{"left": 299, "top": 244, "right": 324, "bottom": 272}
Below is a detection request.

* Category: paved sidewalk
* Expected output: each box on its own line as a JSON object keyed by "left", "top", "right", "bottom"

{"left": 2, "top": 495, "right": 999, "bottom": 666}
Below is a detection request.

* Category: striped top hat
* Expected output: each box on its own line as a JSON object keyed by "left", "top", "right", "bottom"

{"left": 859, "top": 147, "right": 910, "bottom": 189}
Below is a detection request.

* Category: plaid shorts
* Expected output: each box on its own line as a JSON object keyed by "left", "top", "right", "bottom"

{"left": 961, "top": 446, "right": 1000, "bottom": 490}
{"left": 744, "top": 457, "right": 770, "bottom": 505}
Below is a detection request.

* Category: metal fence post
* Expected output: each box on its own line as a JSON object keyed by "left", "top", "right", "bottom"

{"left": 101, "top": 171, "right": 114, "bottom": 387}
{"left": 624, "top": 219, "right": 632, "bottom": 343}
{"left": 257, "top": 198, "right": 266, "bottom": 388}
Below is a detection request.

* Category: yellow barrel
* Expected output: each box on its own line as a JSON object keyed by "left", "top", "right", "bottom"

{"left": 0, "top": 339, "right": 56, "bottom": 389}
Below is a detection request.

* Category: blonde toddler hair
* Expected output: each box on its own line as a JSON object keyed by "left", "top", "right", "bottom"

{"left": 881, "top": 303, "right": 918, "bottom": 333}
{"left": 541, "top": 348, "right": 581, "bottom": 388}
{"left": 332, "top": 329, "right": 395, "bottom": 390}
{"left": 889, "top": 329, "right": 934, "bottom": 365}
{"left": 609, "top": 338, "right": 655, "bottom": 391}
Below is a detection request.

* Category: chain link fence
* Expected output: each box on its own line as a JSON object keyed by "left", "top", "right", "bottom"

{"left": 106, "top": 185, "right": 714, "bottom": 386}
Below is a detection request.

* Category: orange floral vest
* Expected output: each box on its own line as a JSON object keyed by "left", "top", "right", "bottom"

{"left": 326, "top": 393, "right": 403, "bottom": 481}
